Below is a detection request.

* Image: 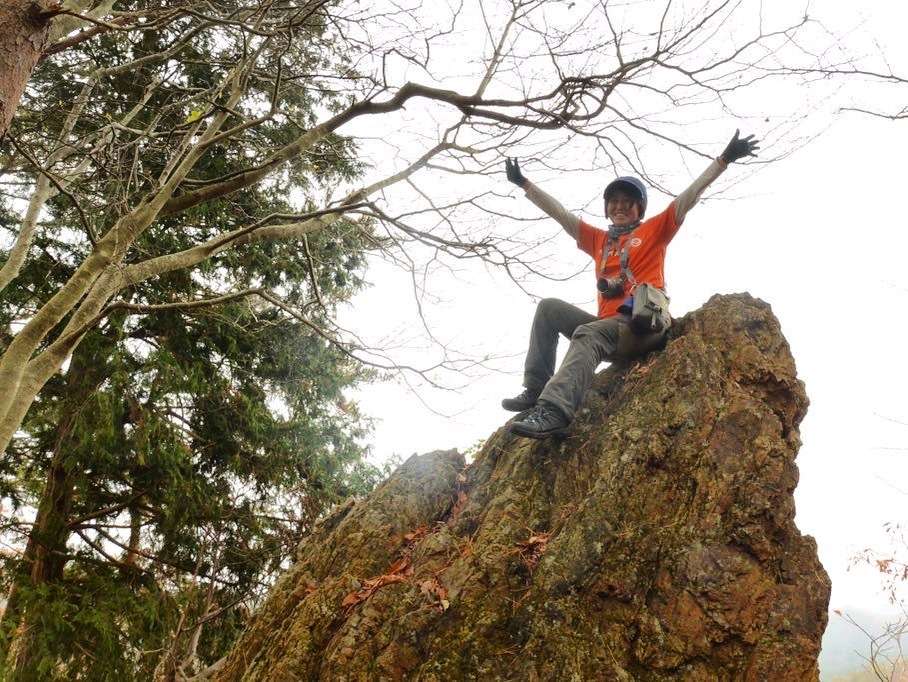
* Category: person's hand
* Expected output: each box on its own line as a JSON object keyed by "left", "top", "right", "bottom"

{"left": 720, "top": 129, "right": 759, "bottom": 164}
{"left": 505, "top": 157, "right": 527, "bottom": 187}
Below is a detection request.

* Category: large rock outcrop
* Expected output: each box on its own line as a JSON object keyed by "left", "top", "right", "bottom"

{"left": 215, "top": 293, "right": 831, "bottom": 681}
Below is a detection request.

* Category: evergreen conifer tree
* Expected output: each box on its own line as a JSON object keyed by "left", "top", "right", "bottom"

{"left": 0, "top": 4, "right": 381, "bottom": 678}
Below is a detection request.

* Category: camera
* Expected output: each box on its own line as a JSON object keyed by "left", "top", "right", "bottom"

{"left": 596, "top": 276, "right": 625, "bottom": 299}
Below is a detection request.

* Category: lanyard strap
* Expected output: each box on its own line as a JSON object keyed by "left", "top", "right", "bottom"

{"left": 601, "top": 227, "right": 638, "bottom": 287}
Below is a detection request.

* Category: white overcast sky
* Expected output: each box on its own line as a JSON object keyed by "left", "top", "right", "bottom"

{"left": 337, "top": 1, "right": 908, "bottom": 615}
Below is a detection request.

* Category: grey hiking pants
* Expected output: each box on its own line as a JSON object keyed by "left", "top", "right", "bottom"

{"left": 524, "top": 298, "right": 666, "bottom": 420}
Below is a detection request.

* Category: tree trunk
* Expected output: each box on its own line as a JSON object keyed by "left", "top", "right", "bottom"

{"left": 1, "top": 342, "right": 105, "bottom": 676}
{"left": 0, "top": 0, "right": 61, "bottom": 142}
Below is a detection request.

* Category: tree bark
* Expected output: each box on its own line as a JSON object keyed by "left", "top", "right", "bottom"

{"left": 0, "top": 0, "right": 61, "bottom": 142}
{"left": 1, "top": 343, "right": 105, "bottom": 677}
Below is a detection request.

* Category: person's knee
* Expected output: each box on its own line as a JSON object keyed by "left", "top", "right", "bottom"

{"left": 536, "top": 297, "right": 563, "bottom": 314}
{"left": 534, "top": 297, "right": 566, "bottom": 323}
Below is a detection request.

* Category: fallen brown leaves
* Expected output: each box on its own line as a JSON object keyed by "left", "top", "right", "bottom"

{"left": 340, "top": 522, "right": 445, "bottom": 615}
{"left": 341, "top": 558, "right": 414, "bottom": 614}
{"left": 448, "top": 471, "right": 469, "bottom": 524}
{"left": 624, "top": 357, "right": 658, "bottom": 393}
{"left": 450, "top": 490, "right": 468, "bottom": 522}
{"left": 516, "top": 531, "right": 550, "bottom": 568}
{"left": 419, "top": 575, "right": 450, "bottom": 613}
{"left": 404, "top": 525, "right": 432, "bottom": 543}
{"left": 339, "top": 468, "right": 471, "bottom": 617}
{"left": 633, "top": 363, "right": 653, "bottom": 377}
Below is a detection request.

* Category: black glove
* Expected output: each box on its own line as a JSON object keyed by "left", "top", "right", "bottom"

{"left": 720, "top": 129, "right": 759, "bottom": 164}
{"left": 505, "top": 157, "right": 527, "bottom": 188}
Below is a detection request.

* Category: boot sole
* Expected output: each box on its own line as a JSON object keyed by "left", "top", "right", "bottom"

{"left": 509, "top": 422, "right": 571, "bottom": 439}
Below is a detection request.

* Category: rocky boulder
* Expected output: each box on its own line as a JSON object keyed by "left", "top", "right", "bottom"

{"left": 214, "top": 293, "right": 831, "bottom": 681}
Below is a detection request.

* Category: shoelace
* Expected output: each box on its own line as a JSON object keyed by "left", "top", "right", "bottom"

{"left": 526, "top": 405, "right": 554, "bottom": 424}
{"left": 527, "top": 409, "right": 542, "bottom": 424}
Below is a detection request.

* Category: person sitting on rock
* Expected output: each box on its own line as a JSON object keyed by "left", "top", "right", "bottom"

{"left": 503, "top": 130, "right": 759, "bottom": 438}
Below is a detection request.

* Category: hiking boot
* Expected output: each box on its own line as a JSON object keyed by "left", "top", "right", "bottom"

{"left": 501, "top": 387, "right": 542, "bottom": 412}
{"left": 509, "top": 401, "right": 571, "bottom": 439}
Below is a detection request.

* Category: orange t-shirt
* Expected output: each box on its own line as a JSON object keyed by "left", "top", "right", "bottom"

{"left": 577, "top": 202, "right": 680, "bottom": 318}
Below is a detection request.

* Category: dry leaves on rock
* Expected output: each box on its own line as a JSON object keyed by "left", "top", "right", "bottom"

{"left": 341, "top": 558, "right": 414, "bottom": 615}
{"left": 419, "top": 575, "right": 450, "bottom": 613}
{"left": 516, "top": 531, "right": 550, "bottom": 568}
{"left": 340, "top": 521, "right": 443, "bottom": 616}
{"left": 448, "top": 471, "right": 470, "bottom": 524}
{"left": 404, "top": 525, "right": 432, "bottom": 544}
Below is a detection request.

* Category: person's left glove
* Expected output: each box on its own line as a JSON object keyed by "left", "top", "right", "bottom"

{"left": 720, "top": 129, "right": 759, "bottom": 164}
{"left": 505, "top": 157, "right": 527, "bottom": 187}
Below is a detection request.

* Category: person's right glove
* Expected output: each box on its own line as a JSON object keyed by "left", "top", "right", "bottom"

{"left": 720, "top": 130, "right": 759, "bottom": 164}
{"left": 505, "top": 158, "right": 527, "bottom": 188}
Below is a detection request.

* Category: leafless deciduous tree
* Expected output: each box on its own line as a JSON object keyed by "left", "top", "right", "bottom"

{"left": 0, "top": 0, "right": 851, "bottom": 457}
{"left": 835, "top": 608, "right": 908, "bottom": 681}
{"left": 842, "top": 518, "right": 908, "bottom": 681}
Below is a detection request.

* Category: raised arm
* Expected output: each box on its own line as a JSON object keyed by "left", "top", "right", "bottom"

{"left": 506, "top": 158, "right": 580, "bottom": 241}
{"left": 674, "top": 130, "right": 760, "bottom": 224}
